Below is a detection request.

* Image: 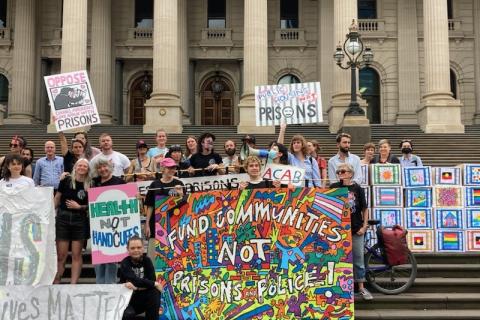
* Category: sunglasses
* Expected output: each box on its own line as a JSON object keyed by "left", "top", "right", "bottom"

{"left": 336, "top": 170, "right": 350, "bottom": 174}
{"left": 9, "top": 143, "right": 19, "bottom": 147}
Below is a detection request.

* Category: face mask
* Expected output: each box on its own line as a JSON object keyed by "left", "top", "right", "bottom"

{"left": 225, "top": 148, "right": 236, "bottom": 156}
{"left": 402, "top": 147, "right": 412, "bottom": 154}
{"left": 339, "top": 147, "right": 349, "bottom": 154}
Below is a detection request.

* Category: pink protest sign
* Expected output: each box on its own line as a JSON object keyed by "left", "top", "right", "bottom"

{"left": 88, "top": 183, "right": 141, "bottom": 264}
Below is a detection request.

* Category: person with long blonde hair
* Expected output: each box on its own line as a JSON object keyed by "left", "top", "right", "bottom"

{"left": 54, "top": 158, "right": 91, "bottom": 284}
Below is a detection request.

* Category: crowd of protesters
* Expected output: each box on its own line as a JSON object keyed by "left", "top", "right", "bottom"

{"left": 0, "top": 127, "right": 424, "bottom": 318}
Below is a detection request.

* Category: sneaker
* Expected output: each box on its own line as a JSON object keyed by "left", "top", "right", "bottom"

{"left": 359, "top": 288, "right": 373, "bottom": 301}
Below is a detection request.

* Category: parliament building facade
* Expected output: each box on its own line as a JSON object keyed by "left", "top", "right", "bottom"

{"left": 0, "top": 0, "right": 479, "bottom": 133}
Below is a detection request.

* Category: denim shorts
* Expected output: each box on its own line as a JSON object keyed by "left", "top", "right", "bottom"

{"left": 56, "top": 209, "right": 89, "bottom": 241}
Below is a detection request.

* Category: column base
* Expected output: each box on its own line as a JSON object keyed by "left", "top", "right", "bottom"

{"left": 327, "top": 97, "right": 367, "bottom": 133}
{"left": 473, "top": 112, "right": 480, "bottom": 125}
{"left": 396, "top": 111, "right": 419, "bottom": 125}
{"left": 99, "top": 115, "right": 114, "bottom": 125}
{"left": 237, "top": 98, "right": 274, "bottom": 134}
{"left": 340, "top": 115, "right": 371, "bottom": 144}
{"left": 143, "top": 97, "right": 183, "bottom": 134}
{"left": 3, "top": 117, "right": 37, "bottom": 125}
{"left": 417, "top": 98, "right": 464, "bottom": 133}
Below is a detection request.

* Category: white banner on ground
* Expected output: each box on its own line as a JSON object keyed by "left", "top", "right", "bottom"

{"left": 44, "top": 70, "right": 101, "bottom": 131}
{"left": 0, "top": 186, "right": 56, "bottom": 285}
{"left": 136, "top": 174, "right": 249, "bottom": 195}
{"left": 262, "top": 163, "right": 305, "bottom": 187}
{"left": 0, "top": 284, "right": 132, "bottom": 320}
{"left": 255, "top": 81, "right": 323, "bottom": 126}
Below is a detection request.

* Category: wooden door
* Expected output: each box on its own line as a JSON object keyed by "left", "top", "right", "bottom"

{"left": 129, "top": 75, "right": 152, "bottom": 125}
{"left": 201, "top": 77, "right": 234, "bottom": 125}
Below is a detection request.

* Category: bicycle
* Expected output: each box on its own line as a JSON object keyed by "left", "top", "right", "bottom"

{"left": 363, "top": 220, "right": 417, "bottom": 295}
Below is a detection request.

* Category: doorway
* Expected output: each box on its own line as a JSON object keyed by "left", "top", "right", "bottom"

{"left": 201, "top": 76, "right": 234, "bottom": 125}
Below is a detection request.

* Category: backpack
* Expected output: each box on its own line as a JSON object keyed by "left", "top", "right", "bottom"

{"left": 376, "top": 225, "right": 409, "bottom": 266}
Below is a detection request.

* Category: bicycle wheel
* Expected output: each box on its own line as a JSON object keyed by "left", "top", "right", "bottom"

{"left": 364, "top": 243, "right": 417, "bottom": 295}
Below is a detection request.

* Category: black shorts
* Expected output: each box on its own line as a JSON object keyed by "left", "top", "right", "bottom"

{"left": 56, "top": 209, "right": 89, "bottom": 241}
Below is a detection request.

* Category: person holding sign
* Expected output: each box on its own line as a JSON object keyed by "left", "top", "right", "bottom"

{"left": 188, "top": 132, "right": 224, "bottom": 177}
{"left": 277, "top": 123, "right": 320, "bottom": 187}
{"left": 144, "top": 157, "right": 185, "bottom": 261}
{"left": 120, "top": 236, "right": 162, "bottom": 320}
{"left": 54, "top": 158, "right": 91, "bottom": 284}
{"left": 268, "top": 142, "right": 289, "bottom": 165}
{"left": 92, "top": 157, "right": 126, "bottom": 284}
{"left": 58, "top": 131, "right": 86, "bottom": 174}
{"left": 329, "top": 163, "right": 372, "bottom": 301}
{"left": 239, "top": 156, "right": 284, "bottom": 190}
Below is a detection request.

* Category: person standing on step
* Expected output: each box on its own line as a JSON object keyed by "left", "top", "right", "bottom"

{"left": 59, "top": 131, "right": 86, "bottom": 174}
{"left": 222, "top": 139, "right": 241, "bottom": 174}
{"left": 125, "top": 140, "right": 155, "bottom": 182}
{"left": 33, "top": 141, "right": 64, "bottom": 193}
{"left": 53, "top": 158, "right": 91, "bottom": 284}
{"left": 73, "top": 131, "right": 101, "bottom": 160}
{"left": 328, "top": 133, "right": 363, "bottom": 185}
{"left": 89, "top": 133, "right": 130, "bottom": 177}
{"left": 361, "top": 142, "right": 376, "bottom": 165}
{"left": 0, "top": 135, "right": 32, "bottom": 179}
{"left": 92, "top": 157, "right": 126, "bottom": 284}
{"left": 188, "top": 132, "right": 224, "bottom": 177}
{"left": 0, "top": 153, "right": 35, "bottom": 189}
{"left": 144, "top": 157, "right": 185, "bottom": 262}
{"left": 307, "top": 139, "right": 328, "bottom": 187}
{"left": 399, "top": 139, "right": 423, "bottom": 167}
{"left": 330, "top": 163, "right": 372, "bottom": 301}
{"left": 371, "top": 139, "right": 400, "bottom": 164}
{"left": 148, "top": 129, "right": 169, "bottom": 170}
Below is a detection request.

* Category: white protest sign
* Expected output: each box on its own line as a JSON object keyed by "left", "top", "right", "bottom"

{"left": 0, "top": 284, "right": 132, "bottom": 320}
{"left": 262, "top": 163, "right": 305, "bottom": 187}
{"left": 255, "top": 82, "right": 323, "bottom": 126}
{"left": 89, "top": 184, "right": 142, "bottom": 265}
{"left": 136, "top": 174, "right": 249, "bottom": 195}
{"left": 44, "top": 70, "right": 101, "bottom": 131}
{"left": 0, "top": 186, "right": 56, "bottom": 285}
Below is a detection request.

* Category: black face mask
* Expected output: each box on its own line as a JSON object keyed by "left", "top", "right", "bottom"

{"left": 225, "top": 148, "right": 236, "bottom": 156}
{"left": 402, "top": 147, "right": 412, "bottom": 154}
{"left": 339, "top": 147, "right": 349, "bottom": 154}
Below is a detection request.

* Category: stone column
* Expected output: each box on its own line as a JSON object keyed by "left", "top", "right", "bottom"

{"left": 237, "top": 0, "right": 272, "bottom": 133}
{"left": 61, "top": 0, "right": 87, "bottom": 72}
{"left": 329, "top": 0, "right": 368, "bottom": 134}
{"left": 178, "top": 0, "right": 190, "bottom": 124}
{"left": 396, "top": 0, "right": 421, "bottom": 124}
{"left": 418, "top": 0, "right": 463, "bottom": 133}
{"left": 144, "top": 0, "right": 183, "bottom": 133}
{"left": 318, "top": 0, "right": 334, "bottom": 124}
{"left": 47, "top": 0, "right": 88, "bottom": 132}
{"left": 473, "top": 1, "right": 480, "bottom": 124}
{"left": 91, "top": 0, "right": 113, "bottom": 123}
{"left": 6, "top": 0, "right": 37, "bottom": 124}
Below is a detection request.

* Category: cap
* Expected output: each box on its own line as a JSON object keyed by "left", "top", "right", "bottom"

{"left": 160, "top": 157, "right": 177, "bottom": 168}
{"left": 136, "top": 140, "right": 148, "bottom": 149}
{"left": 169, "top": 144, "right": 183, "bottom": 153}
{"left": 242, "top": 135, "right": 256, "bottom": 144}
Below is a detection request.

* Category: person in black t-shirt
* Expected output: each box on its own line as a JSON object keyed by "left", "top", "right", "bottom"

{"left": 59, "top": 131, "right": 86, "bottom": 174}
{"left": 144, "top": 157, "right": 185, "bottom": 261}
{"left": 120, "top": 236, "right": 162, "bottom": 320}
{"left": 239, "top": 156, "right": 281, "bottom": 190}
{"left": 54, "top": 158, "right": 91, "bottom": 284}
{"left": 330, "top": 163, "right": 372, "bottom": 301}
{"left": 188, "top": 132, "right": 224, "bottom": 177}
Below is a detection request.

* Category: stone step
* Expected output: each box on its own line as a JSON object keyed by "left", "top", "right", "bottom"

{"left": 415, "top": 253, "right": 480, "bottom": 265}
{"left": 403, "top": 278, "right": 480, "bottom": 293}
{"left": 355, "top": 309, "right": 480, "bottom": 320}
{"left": 416, "top": 264, "right": 480, "bottom": 278}
{"left": 355, "top": 292, "right": 480, "bottom": 311}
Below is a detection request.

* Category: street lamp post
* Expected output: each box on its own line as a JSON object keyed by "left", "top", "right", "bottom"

{"left": 334, "top": 19, "right": 374, "bottom": 117}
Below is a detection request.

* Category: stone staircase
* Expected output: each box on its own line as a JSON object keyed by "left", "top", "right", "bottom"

{"left": 1, "top": 124, "right": 480, "bottom": 166}
{"left": 4, "top": 124, "right": 480, "bottom": 318}
{"left": 356, "top": 253, "right": 480, "bottom": 319}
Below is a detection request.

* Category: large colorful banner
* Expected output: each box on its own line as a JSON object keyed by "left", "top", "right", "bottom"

{"left": 0, "top": 186, "right": 56, "bottom": 285}
{"left": 255, "top": 82, "right": 323, "bottom": 126}
{"left": 44, "top": 70, "right": 100, "bottom": 131}
{"left": 0, "top": 284, "right": 132, "bottom": 320}
{"left": 154, "top": 187, "right": 353, "bottom": 320}
{"left": 89, "top": 184, "right": 142, "bottom": 264}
